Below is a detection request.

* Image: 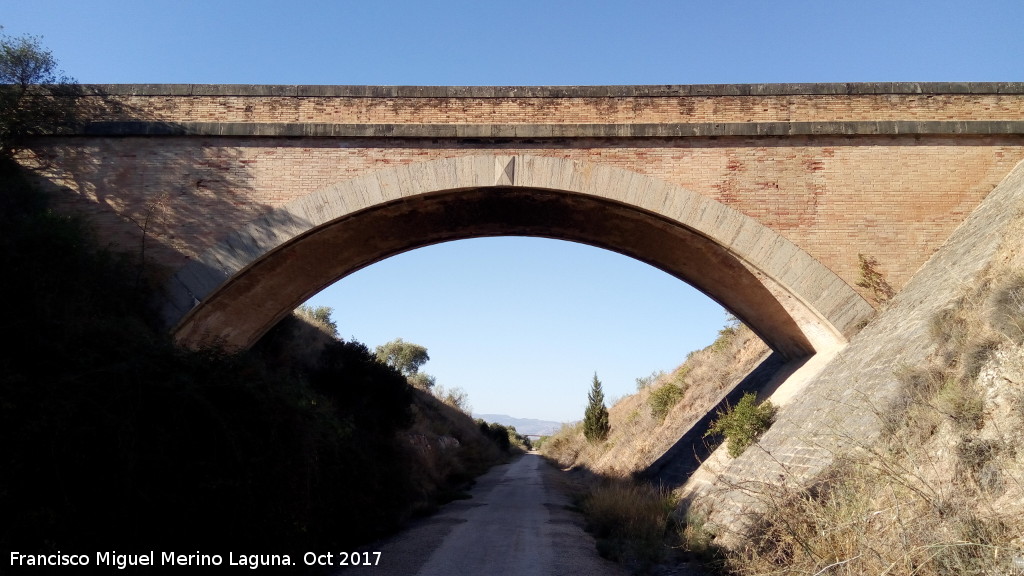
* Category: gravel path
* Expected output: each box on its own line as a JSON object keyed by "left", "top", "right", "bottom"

{"left": 335, "top": 453, "right": 627, "bottom": 576}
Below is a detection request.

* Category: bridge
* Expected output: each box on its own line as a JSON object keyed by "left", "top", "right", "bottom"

{"left": 17, "top": 83, "right": 1024, "bottom": 363}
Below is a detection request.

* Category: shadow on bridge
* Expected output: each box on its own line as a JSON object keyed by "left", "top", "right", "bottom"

{"left": 21, "top": 89, "right": 313, "bottom": 335}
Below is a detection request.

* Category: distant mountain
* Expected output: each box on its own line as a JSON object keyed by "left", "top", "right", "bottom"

{"left": 476, "top": 414, "right": 565, "bottom": 437}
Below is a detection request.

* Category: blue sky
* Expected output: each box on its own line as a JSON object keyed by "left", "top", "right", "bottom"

{"left": 4, "top": 1, "right": 1022, "bottom": 421}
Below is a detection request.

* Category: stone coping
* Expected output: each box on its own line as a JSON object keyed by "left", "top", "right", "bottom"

{"left": 80, "top": 82, "right": 1024, "bottom": 98}
{"left": 82, "top": 120, "right": 1024, "bottom": 138}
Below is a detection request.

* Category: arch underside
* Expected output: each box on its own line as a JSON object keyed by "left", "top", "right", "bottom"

{"left": 167, "top": 155, "right": 874, "bottom": 360}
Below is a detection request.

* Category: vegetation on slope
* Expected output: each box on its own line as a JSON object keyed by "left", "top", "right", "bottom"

{"left": 0, "top": 157, "right": 513, "bottom": 565}
{"left": 540, "top": 321, "right": 769, "bottom": 573}
{"left": 0, "top": 34, "right": 535, "bottom": 561}
{"left": 544, "top": 240, "right": 1024, "bottom": 576}
{"left": 543, "top": 321, "right": 769, "bottom": 476}
{"left": 704, "top": 392, "right": 776, "bottom": 458}
{"left": 715, "top": 219, "right": 1024, "bottom": 575}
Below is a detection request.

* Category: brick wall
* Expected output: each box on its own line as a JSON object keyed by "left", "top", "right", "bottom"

{"left": 28, "top": 134, "right": 1024, "bottom": 301}
{"left": 82, "top": 85, "right": 1024, "bottom": 125}
{"left": 20, "top": 83, "right": 1024, "bottom": 303}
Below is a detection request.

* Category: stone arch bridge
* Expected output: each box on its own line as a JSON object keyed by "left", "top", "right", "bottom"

{"left": 19, "top": 83, "right": 1024, "bottom": 363}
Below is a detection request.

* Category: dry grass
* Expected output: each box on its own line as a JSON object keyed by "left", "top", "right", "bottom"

{"left": 722, "top": 442, "right": 1024, "bottom": 576}
{"left": 716, "top": 214, "right": 1024, "bottom": 576}
{"left": 990, "top": 274, "right": 1024, "bottom": 344}
{"left": 580, "top": 480, "right": 678, "bottom": 569}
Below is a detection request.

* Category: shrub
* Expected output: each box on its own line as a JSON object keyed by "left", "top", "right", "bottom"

{"left": 635, "top": 370, "right": 665, "bottom": 391}
{"left": 710, "top": 323, "right": 739, "bottom": 352}
{"left": 477, "top": 420, "right": 512, "bottom": 452}
{"left": 0, "top": 157, "right": 511, "bottom": 558}
{"left": 294, "top": 304, "right": 338, "bottom": 337}
{"left": 434, "top": 384, "right": 470, "bottom": 413}
{"left": 704, "top": 392, "right": 777, "bottom": 458}
{"left": 408, "top": 372, "right": 437, "bottom": 390}
{"left": 648, "top": 381, "right": 686, "bottom": 421}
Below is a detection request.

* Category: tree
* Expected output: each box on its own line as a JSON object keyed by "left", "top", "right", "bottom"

{"left": 407, "top": 372, "right": 437, "bottom": 391}
{"left": 0, "top": 29, "right": 79, "bottom": 155}
{"left": 375, "top": 338, "right": 430, "bottom": 376}
{"left": 435, "top": 384, "right": 471, "bottom": 414}
{"left": 294, "top": 304, "right": 338, "bottom": 337}
{"left": 583, "top": 372, "right": 610, "bottom": 442}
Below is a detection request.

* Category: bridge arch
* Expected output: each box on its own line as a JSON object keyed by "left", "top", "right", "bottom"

{"left": 165, "top": 155, "right": 873, "bottom": 359}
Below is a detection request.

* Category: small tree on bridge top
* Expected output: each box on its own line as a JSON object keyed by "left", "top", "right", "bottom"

{"left": 0, "top": 29, "right": 79, "bottom": 156}
{"left": 583, "top": 372, "right": 610, "bottom": 442}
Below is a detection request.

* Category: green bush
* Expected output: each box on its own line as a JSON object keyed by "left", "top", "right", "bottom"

{"left": 704, "top": 392, "right": 777, "bottom": 458}
{"left": 648, "top": 381, "right": 686, "bottom": 421}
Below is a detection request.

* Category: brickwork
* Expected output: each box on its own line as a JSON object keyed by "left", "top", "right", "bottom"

{"left": 29, "top": 134, "right": 1024, "bottom": 298}
{"left": 83, "top": 84, "right": 1024, "bottom": 125}
{"left": 17, "top": 84, "right": 1024, "bottom": 547}
{"left": 17, "top": 83, "right": 1024, "bottom": 347}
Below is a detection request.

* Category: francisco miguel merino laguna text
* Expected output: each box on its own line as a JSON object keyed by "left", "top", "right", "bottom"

{"left": 10, "top": 551, "right": 295, "bottom": 569}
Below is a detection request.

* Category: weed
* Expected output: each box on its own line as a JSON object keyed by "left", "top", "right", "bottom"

{"left": 989, "top": 274, "right": 1024, "bottom": 343}
{"left": 885, "top": 366, "right": 947, "bottom": 443}
{"left": 961, "top": 336, "right": 1000, "bottom": 382}
{"left": 542, "top": 421, "right": 587, "bottom": 468}
{"left": 930, "top": 305, "right": 971, "bottom": 351}
{"left": 856, "top": 253, "right": 896, "bottom": 305}
{"left": 677, "top": 510, "right": 725, "bottom": 565}
{"left": 934, "top": 379, "right": 985, "bottom": 430}
{"left": 580, "top": 480, "right": 676, "bottom": 570}
{"left": 723, "top": 454, "right": 1023, "bottom": 576}
{"left": 956, "top": 436, "right": 1004, "bottom": 493}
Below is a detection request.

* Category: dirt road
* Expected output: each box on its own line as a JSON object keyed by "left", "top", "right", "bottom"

{"left": 335, "top": 453, "right": 627, "bottom": 576}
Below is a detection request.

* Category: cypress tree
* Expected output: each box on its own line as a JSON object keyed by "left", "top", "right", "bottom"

{"left": 583, "top": 372, "right": 610, "bottom": 442}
